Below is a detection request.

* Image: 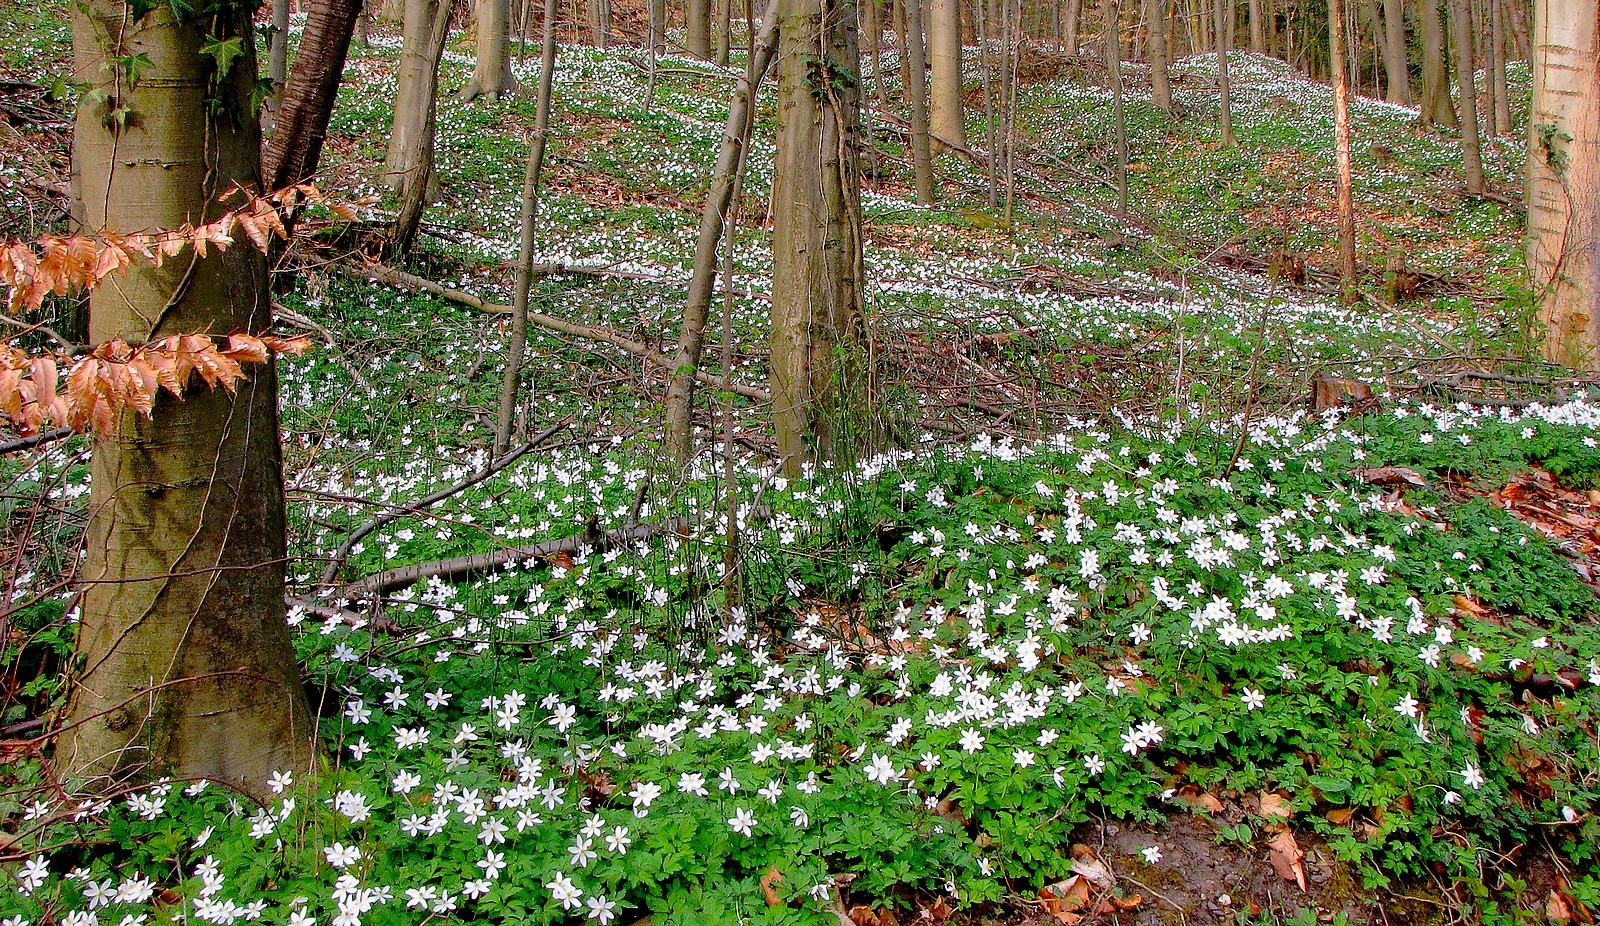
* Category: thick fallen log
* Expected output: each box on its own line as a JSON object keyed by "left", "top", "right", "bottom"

{"left": 356, "top": 262, "right": 771, "bottom": 403}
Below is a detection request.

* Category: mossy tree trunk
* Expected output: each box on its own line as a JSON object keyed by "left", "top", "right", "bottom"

{"left": 770, "top": 0, "right": 874, "bottom": 475}
{"left": 62, "top": 0, "right": 314, "bottom": 797}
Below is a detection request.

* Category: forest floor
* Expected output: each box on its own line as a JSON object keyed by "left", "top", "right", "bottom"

{"left": 3, "top": 6, "right": 1600, "bottom": 926}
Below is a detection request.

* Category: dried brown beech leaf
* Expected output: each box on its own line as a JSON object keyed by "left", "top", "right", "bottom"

{"left": 1267, "top": 828, "right": 1307, "bottom": 891}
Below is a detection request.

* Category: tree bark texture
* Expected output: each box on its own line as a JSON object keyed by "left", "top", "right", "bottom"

{"left": 63, "top": 0, "right": 313, "bottom": 796}
{"left": 1215, "top": 0, "right": 1234, "bottom": 145}
{"left": 1451, "top": 0, "right": 1484, "bottom": 192}
{"left": 1528, "top": 0, "right": 1598, "bottom": 368}
{"left": 463, "top": 0, "right": 517, "bottom": 99}
{"left": 1145, "top": 0, "right": 1171, "bottom": 109}
{"left": 1247, "top": 0, "right": 1263, "bottom": 51}
{"left": 495, "top": 0, "right": 559, "bottom": 454}
{"left": 1382, "top": 0, "right": 1411, "bottom": 103}
{"left": 263, "top": 0, "right": 364, "bottom": 190}
{"left": 270, "top": 0, "right": 291, "bottom": 87}
{"left": 1329, "top": 0, "right": 1359, "bottom": 299}
{"left": 687, "top": 0, "right": 714, "bottom": 57}
{"left": 386, "top": 0, "right": 447, "bottom": 188}
{"left": 390, "top": 0, "right": 454, "bottom": 254}
{"left": 902, "top": 0, "right": 937, "bottom": 202}
{"left": 1420, "top": 0, "right": 1458, "bottom": 126}
{"left": 926, "top": 0, "right": 966, "bottom": 148}
{"left": 664, "top": 0, "right": 781, "bottom": 463}
{"left": 770, "top": 0, "right": 872, "bottom": 475}
{"left": 1490, "top": 0, "right": 1511, "bottom": 133}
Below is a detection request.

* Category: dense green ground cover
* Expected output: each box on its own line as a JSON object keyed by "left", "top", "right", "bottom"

{"left": 3, "top": 5, "right": 1598, "bottom": 925}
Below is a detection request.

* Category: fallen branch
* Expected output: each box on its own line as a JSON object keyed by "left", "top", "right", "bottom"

{"left": 272, "top": 302, "right": 373, "bottom": 391}
{"left": 341, "top": 515, "right": 692, "bottom": 599}
{"left": 320, "top": 418, "right": 572, "bottom": 585}
{"left": 0, "top": 427, "right": 74, "bottom": 455}
{"left": 357, "top": 262, "right": 772, "bottom": 402}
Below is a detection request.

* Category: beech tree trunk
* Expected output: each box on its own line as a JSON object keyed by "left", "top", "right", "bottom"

{"left": 664, "top": 0, "right": 781, "bottom": 462}
{"left": 1146, "top": 0, "right": 1171, "bottom": 109}
{"left": 927, "top": 0, "right": 967, "bottom": 148}
{"left": 770, "top": 0, "right": 871, "bottom": 475}
{"left": 495, "top": 0, "right": 559, "bottom": 453}
{"left": 1489, "top": 0, "right": 1510, "bottom": 133}
{"left": 263, "top": 0, "right": 364, "bottom": 190}
{"left": 1330, "top": 0, "right": 1358, "bottom": 299}
{"left": 1216, "top": 0, "right": 1234, "bottom": 145}
{"left": 1381, "top": 0, "right": 1411, "bottom": 103}
{"left": 903, "top": 0, "right": 937, "bottom": 202}
{"left": 63, "top": 0, "right": 313, "bottom": 796}
{"left": 1451, "top": 0, "right": 1484, "bottom": 193}
{"left": 390, "top": 0, "right": 454, "bottom": 254}
{"left": 1062, "top": 0, "right": 1079, "bottom": 52}
{"left": 1247, "top": 0, "right": 1263, "bottom": 51}
{"left": 1420, "top": 0, "right": 1458, "bottom": 126}
{"left": 270, "top": 0, "right": 291, "bottom": 87}
{"left": 1105, "top": 0, "right": 1127, "bottom": 216}
{"left": 386, "top": 0, "right": 448, "bottom": 189}
{"left": 462, "top": 0, "right": 518, "bottom": 99}
{"left": 1528, "top": 0, "right": 1598, "bottom": 368}
{"left": 687, "top": 0, "right": 714, "bottom": 57}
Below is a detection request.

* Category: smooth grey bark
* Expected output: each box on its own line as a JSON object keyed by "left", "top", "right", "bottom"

{"left": 1146, "top": 0, "right": 1171, "bottom": 108}
{"left": 494, "top": 0, "right": 559, "bottom": 454}
{"left": 902, "top": 0, "right": 937, "bottom": 202}
{"left": 1247, "top": 0, "right": 1263, "bottom": 50}
{"left": 1527, "top": 0, "right": 1598, "bottom": 367}
{"left": 687, "top": 0, "right": 714, "bottom": 57}
{"left": 462, "top": 0, "right": 518, "bottom": 100}
{"left": 270, "top": 0, "right": 291, "bottom": 87}
{"left": 1450, "top": 0, "right": 1484, "bottom": 193}
{"left": 390, "top": 0, "right": 453, "bottom": 255}
{"left": 663, "top": 0, "right": 781, "bottom": 462}
{"left": 386, "top": 0, "right": 447, "bottom": 189}
{"left": 770, "top": 0, "right": 871, "bottom": 474}
{"left": 1382, "top": 0, "right": 1411, "bottom": 103}
{"left": 1419, "top": 0, "right": 1458, "bottom": 126}
{"left": 64, "top": 0, "right": 313, "bottom": 797}
{"left": 927, "top": 0, "right": 967, "bottom": 148}
{"left": 1104, "top": 0, "right": 1127, "bottom": 217}
{"left": 1215, "top": 0, "right": 1234, "bottom": 145}
{"left": 1330, "top": 0, "right": 1358, "bottom": 299}
{"left": 1489, "top": 0, "right": 1510, "bottom": 133}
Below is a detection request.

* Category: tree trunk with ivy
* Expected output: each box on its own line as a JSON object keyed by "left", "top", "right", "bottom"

{"left": 61, "top": 0, "right": 314, "bottom": 797}
{"left": 1528, "top": 0, "right": 1598, "bottom": 368}
{"left": 770, "top": 0, "right": 874, "bottom": 476}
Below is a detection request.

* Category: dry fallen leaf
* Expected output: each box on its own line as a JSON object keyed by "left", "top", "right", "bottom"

{"left": 1260, "top": 790, "right": 1293, "bottom": 821}
{"left": 1325, "top": 807, "right": 1356, "bottom": 825}
{"left": 1268, "top": 828, "right": 1308, "bottom": 891}
{"left": 760, "top": 866, "right": 783, "bottom": 907}
{"left": 1070, "top": 853, "right": 1115, "bottom": 889}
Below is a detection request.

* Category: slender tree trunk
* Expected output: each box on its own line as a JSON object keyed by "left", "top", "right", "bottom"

{"left": 976, "top": 0, "right": 999, "bottom": 202}
{"left": 664, "top": 0, "right": 781, "bottom": 462}
{"left": 1001, "top": 0, "right": 1020, "bottom": 224}
{"left": 495, "top": 0, "right": 559, "bottom": 453}
{"left": 462, "top": 0, "right": 517, "bottom": 99}
{"left": 264, "top": 0, "right": 364, "bottom": 190}
{"left": 1329, "top": 0, "right": 1358, "bottom": 299}
{"left": 1146, "top": 0, "right": 1171, "bottom": 108}
{"left": 927, "top": 0, "right": 967, "bottom": 148}
{"left": 1247, "top": 0, "right": 1263, "bottom": 51}
{"left": 270, "top": 0, "right": 292, "bottom": 87}
{"left": 390, "top": 0, "right": 453, "bottom": 255}
{"left": 1105, "top": 0, "right": 1127, "bottom": 215}
{"left": 770, "top": 0, "right": 871, "bottom": 474}
{"left": 687, "top": 0, "right": 714, "bottom": 57}
{"left": 903, "top": 0, "right": 937, "bottom": 202}
{"left": 387, "top": 0, "right": 447, "bottom": 188}
{"left": 1528, "top": 0, "right": 1598, "bottom": 368}
{"left": 866, "top": 0, "right": 887, "bottom": 105}
{"left": 1508, "top": 0, "right": 1529, "bottom": 61}
{"left": 591, "top": 0, "right": 611, "bottom": 47}
{"left": 1490, "top": 0, "right": 1510, "bottom": 133}
{"left": 715, "top": 0, "right": 731, "bottom": 62}
{"left": 1420, "top": 0, "right": 1457, "bottom": 126}
{"left": 1216, "top": 0, "right": 1234, "bottom": 144}
{"left": 650, "top": 0, "right": 666, "bottom": 51}
{"left": 63, "top": 0, "right": 313, "bottom": 797}
{"left": 1063, "top": 0, "right": 1080, "bottom": 52}
{"left": 1451, "top": 0, "right": 1484, "bottom": 192}
{"left": 1381, "top": 0, "right": 1410, "bottom": 103}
